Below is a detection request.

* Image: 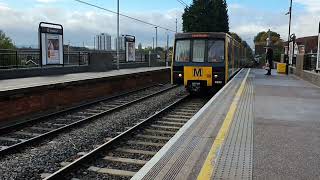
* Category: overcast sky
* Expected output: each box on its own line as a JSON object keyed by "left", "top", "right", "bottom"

{"left": 0, "top": 0, "right": 319, "bottom": 49}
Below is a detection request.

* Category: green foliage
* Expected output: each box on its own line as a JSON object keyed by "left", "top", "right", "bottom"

{"left": 254, "top": 30, "right": 284, "bottom": 61}
{"left": 0, "top": 30, "right": 15, "bottom": 49}
{"left": 254, "top": 31, "right": 283, "bottom": 46}
{"left": 182, "top": 0, "right": 229, "bottom": 33}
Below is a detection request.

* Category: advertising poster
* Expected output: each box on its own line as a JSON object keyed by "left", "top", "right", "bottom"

{"left": 126, "top": 41, "right": 136, "bottom": 62}
{"left": 317, "top": 22, "right": 320, "bottom": 70}
{"left": 46, "top": 34, "right": 61, "bottom": 64}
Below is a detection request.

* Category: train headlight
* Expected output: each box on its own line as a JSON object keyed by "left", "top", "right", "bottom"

{"left": 178, "top": 74, "right": 183, "bottom": 78}
{"left": 214, "top": 75, "right": 218, "bottom": 78}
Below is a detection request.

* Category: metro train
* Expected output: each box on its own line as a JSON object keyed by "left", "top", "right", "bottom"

{"left": 171, "top": 32, "right": 249, "bottom": 92}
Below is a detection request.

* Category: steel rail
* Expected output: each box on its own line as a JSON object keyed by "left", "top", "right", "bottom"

{"left": 0, "top": 85, "right": 178, "bottom": 157}
{"left": 45, "top": 94, "right": 190, "bottom": 180}
{"left": 0, "top": 84, "right": 159, "bottom": 135}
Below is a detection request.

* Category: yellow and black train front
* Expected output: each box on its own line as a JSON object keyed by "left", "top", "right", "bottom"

{"left": 171, "top": 32, "right": 243, "bottom": 92}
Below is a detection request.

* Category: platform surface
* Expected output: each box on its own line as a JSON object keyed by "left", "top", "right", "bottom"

{"left": 0, "top": 67, "right": 168, "bottom": 92}
{"left": 133, "top": 68, "right": 320, "bottom": 180}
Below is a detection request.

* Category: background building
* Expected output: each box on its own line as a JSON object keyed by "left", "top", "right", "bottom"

{"left": 95, "top": 33, "right": 112, "bottom": 51}
{"left": 114, "top": 36, "right": 125, "bottom": 51}
{"left": 284, "top": 35, "right": 318, "bottom": 55}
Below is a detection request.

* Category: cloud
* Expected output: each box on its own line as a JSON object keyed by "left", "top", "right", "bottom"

{"left": 228, "top": 1, "right": 319, "bottom": 48}
{"left": 294, "top": 0, "right": 320, "bottom": 12}
{"left": 0, "top": 1, "right": 318, "bottom": 49}
{"left": 0, "top": 5, "right": 181, "bottom": 48}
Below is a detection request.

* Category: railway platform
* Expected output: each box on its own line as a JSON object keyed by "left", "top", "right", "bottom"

{"left": 0, "top": 67, "right": 170, "bottom": 127}
{"left": 133, "top": 68, "right": 320, "bottom": 180}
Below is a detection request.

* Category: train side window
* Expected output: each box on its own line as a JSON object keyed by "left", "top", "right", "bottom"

{"left": 208, "top": 40, "right": 225, "bottom": 62}
{"left": 192, "top": 40, "right": 205, "bottom": 62}
{"left": 175, "top": 40, "right": 190, "bottom": 62}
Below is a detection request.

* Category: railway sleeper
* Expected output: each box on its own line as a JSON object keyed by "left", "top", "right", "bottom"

{"left": 88, "top": 166, "right": 136, "bottom": 177}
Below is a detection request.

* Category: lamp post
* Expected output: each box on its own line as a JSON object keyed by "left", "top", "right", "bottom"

{"left": 116, "top": 0, "right": 120, "bottom": 70}
{"left": 286, "top": 0, "right": 293, "bottom": 75}
{"left": 155, "top": 27, "right": 158, "bottom": 51}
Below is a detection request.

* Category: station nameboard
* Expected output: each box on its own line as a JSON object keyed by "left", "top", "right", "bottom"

{"left": 39, "top": 22, "right": 64, "bottom": 66}
{"left": 317, "top": 22, "right": 320, "bottom": 70}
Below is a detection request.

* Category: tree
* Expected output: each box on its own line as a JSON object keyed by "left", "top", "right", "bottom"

{"left": 138, "top": 43, "right": 142, "bottom": 51}
{"left": 182, "top": 0, "right": 229, "bottom": 33}
{"left": 254, "top": 30, "right": 284, "bottom": 61}
{"left": 254, "top": 31, "right": 283, "bottom": 46}
{"left": 0, "top": 30, "right": 15, "bottom": 49}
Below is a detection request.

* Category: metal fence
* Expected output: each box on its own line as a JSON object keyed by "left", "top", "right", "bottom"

{"left": 304, "top": 53, "right": 318, "bottom": 72}
{"left": 0, "top": 49, "right": 90, "bottom": 69}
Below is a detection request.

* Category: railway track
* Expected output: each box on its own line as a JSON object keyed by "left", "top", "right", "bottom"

{"left": 0, "top": 84, "right": 177, "bottom": 156}
{"left": 45, "top": 95, "right": 208, "bottom": 180}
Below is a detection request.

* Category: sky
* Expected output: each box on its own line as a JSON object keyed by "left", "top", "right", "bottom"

{"left": 0, "top": 0, "right": 319, "bottom": 49}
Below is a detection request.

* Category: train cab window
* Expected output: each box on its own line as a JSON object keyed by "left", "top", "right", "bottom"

{"left": 192, "top": 40, "right": 205, "bottom": 62}
{"left": 208, "top": 40, "right": 225, "bottom": 62}
{"left": 175, "top": 40, "right": 190, "bottom": 62}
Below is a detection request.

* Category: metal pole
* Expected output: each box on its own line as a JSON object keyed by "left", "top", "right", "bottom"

{"left": 117, "top": 0, "right": 120, "bottom": 70}
{"left": 175, "top": 18, "right": 178, "bottom": 33}
{"left": 286, "top": 0, "right": 293, "bottom": 75}
{"left": 166, "top": 33, "right": 169, "bottom": 67}
{"left": 68, "top": 41, "right": 70, "bottom": 65}
{"left": 152, "top": 37, "right": 154, "bottom": 50}
{"left": 155, "top": 27, "right": 158, "bottom": 51}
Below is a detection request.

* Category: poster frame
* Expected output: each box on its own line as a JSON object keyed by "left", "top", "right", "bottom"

{"left": 124, "top": 35, "right": 136, "bottom": 62}
{"left": 316, "top": 22, "right": 320, "bottom": 70}
{"left": 39, "top": 22, "right": 64, "bottom": 66}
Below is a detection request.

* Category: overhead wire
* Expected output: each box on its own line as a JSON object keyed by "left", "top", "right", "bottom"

{"left": 74, "top": 0, "right": 176, "bottom": 32}
{"left": 176, "top": 0, "right": 189, "bottom": 7}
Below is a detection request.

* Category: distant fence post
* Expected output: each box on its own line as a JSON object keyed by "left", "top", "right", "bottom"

{"left": 15, "top": 50, "right": 18, "bottom": 68}
{"left": 148, "top": 51, "right": 151, "bottom": 67}
{"left": 78, "top": 52, "right": 81, "bottom": 66}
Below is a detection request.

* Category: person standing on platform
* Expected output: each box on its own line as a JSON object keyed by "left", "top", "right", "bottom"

{"left": 265, "top": 48, "right": 273, "bottom": 75}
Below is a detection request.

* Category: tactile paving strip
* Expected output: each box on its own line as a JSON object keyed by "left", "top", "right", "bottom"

{"left": 213, "top": 77, "right": 254, "bottom": 180}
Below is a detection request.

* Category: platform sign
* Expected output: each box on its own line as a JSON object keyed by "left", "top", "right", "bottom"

{"left": 125, "top": 35, "right": 136, "bottom": 62}
{"left": 317, "top": 22, "right": 320, "bottom": 70}
{"left": 39, "top": 22, "right": 64, "bottom": 66}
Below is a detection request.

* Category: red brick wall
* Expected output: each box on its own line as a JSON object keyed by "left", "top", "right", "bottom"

{"left": 0, "top": 69, "right": 170, "bottom": 126}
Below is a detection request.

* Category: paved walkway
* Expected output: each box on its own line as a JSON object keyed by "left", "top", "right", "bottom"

{"left": 133, "top": 68, "right": 320, "bottom": 180}
{"left": 0, "top": 67, "right": 168, "bottom": 92}
{"left": 253, "top": 69, "right": 320, "bottom": 179}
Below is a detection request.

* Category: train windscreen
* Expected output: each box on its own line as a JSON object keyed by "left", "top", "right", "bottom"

{"left": 208, "top": 40, "right": 225, "bottom": 62}
{"left": 175, "top": 40, "right": 190, "bottom": 62}
{"left": 192, "top": 40, "right": 206, "bottom": 62}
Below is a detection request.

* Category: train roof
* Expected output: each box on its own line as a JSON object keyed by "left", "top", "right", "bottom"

{"left": 175, "top": 32, "right": 229, "bottom": 40}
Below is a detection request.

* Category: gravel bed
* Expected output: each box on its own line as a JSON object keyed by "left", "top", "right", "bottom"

{"left": 93, "top": 159, "right": 143, "bottom": 172}
{"left": 123, "top": 144, "right": 162, "bottom": 152}
{"left": 0, "top": 85, "right": 186, "bottom": 180}
{"left": 106, "top": 151, "right": 153, "bottom": 161}
{"left": 71, "top": 169, "right": 131, "bottom": 180}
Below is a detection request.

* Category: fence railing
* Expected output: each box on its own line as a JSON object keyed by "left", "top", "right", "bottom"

{"left": 0, "top": 49, "right": 90, "bottom": 69}
{"left": 304, "top": 53, "right": 318, "bottom": 72}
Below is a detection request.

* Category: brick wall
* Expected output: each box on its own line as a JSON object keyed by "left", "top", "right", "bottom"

{"left": 0, "top": 69, "right": 170, "bottom": 127}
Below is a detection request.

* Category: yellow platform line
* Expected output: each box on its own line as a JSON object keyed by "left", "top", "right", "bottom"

{"left": 197, "top": 69, "right": 251, "bottom": 180}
